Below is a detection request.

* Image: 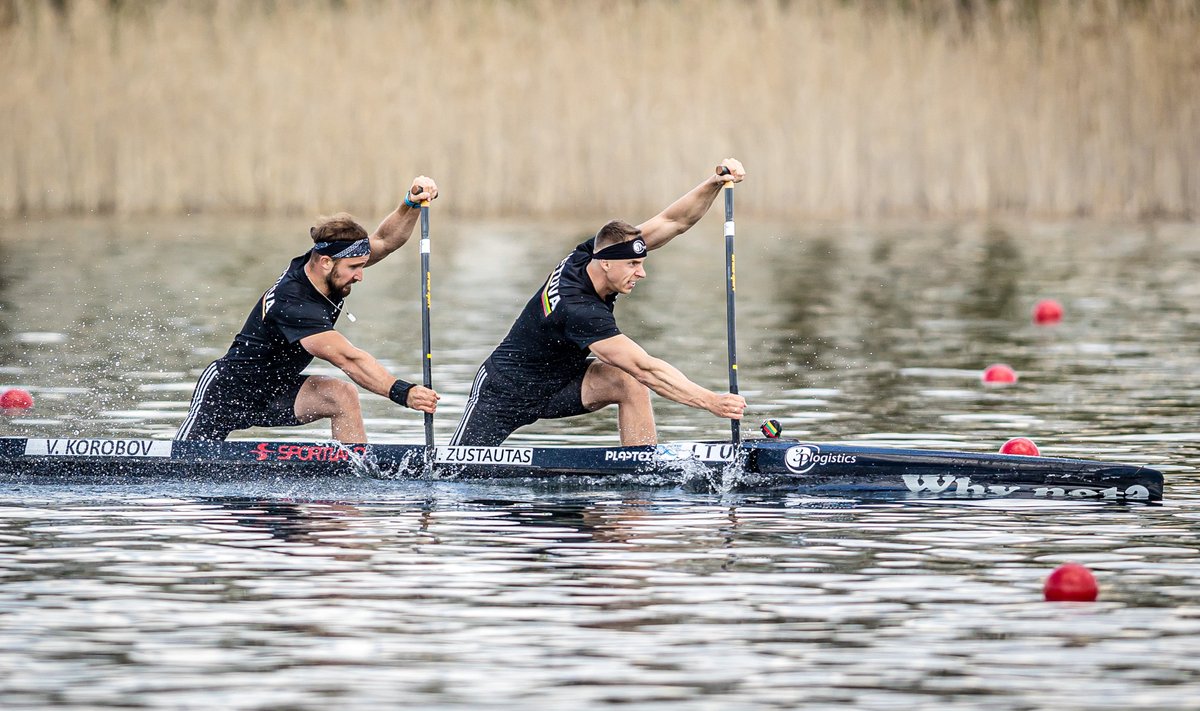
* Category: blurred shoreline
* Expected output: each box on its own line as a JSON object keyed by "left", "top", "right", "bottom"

{"left": 2, "top": 0, "right": 1197, "bottom": 220}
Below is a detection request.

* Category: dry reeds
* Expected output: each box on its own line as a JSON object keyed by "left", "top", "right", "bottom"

{"left": 1, "top": 0, "right": 1197, "bottom": 219}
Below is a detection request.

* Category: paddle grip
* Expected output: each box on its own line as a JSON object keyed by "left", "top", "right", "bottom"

{"left": 413, "top": 183, "right": 432, "bottom": 208}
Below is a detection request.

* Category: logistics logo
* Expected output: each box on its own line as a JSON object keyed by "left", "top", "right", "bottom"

{"left": 784, "top": 444, "right": 857, "bottom": 474}
{"left": 784, "top": 445, "right": 819, "bottom": 473}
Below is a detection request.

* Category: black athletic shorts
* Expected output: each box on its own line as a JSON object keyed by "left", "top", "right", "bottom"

{"left": 449, "top": 362, "right": 593, "bottom": 446}
{"left": 175, "top": 361, "right": 309, "bottom": 441}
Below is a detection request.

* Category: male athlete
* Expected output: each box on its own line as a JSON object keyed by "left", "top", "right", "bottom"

{"left": 451, "top": 160, "right": 748, "bottom": 447}
{"left": 177, "top": 178, "right": 440, "bottom": 443}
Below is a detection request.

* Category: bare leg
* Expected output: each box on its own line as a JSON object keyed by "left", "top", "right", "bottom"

{"left": 581, "top": 361, "right": 656, "bottom": 446}
{"left": 293, "top": 375, "right": 366, "bottom": 443}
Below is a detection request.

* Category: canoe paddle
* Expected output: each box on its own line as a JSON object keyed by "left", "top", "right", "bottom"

{"left": 717, "top": 165, "right": 740, "bottom": 445}
{"left": 416, "top": 185, "right": 434, "bottom": 455}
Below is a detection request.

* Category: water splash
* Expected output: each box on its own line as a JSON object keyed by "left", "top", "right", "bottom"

{"left": 368, "top": 445, "right": 428, "bottom": 480}
{"left": 323, "top": 441, "right": 379, "bottom": 478}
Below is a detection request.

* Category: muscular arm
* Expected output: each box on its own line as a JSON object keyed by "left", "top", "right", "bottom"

{"left": 588, "top": 334, "right": 745, "bottom": 419}
{"left": 300, "top": 330, "right": 439, "bottom": 413}
{"left": 366, "top": 176, "right": 438, "bottom": 267}
{"left": 636, "top": 159, "right": 745, "bottom": 251}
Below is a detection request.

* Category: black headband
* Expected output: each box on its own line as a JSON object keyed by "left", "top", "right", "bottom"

{"left": 312, "top": 238, "right": 371, "bottom": 258}
{"left": 593, "top": 237, "right": 647, "bottom": 261}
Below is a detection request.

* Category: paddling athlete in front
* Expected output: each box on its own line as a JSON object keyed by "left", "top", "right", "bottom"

{"left": 450, "top": 160, "right": 748, "bottom": 447}
{"left": 176, "top": 178, "right": 441, "bottom": 443}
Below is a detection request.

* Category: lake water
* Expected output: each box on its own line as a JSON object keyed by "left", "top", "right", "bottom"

{"left": 1, "top": 216, "right": 1199, "bottom": 709}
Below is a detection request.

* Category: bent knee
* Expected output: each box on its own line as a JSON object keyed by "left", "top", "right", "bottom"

{"left": 330, "top": 379, "right": 361, "bottom": 407}
{"left": 313, "top": 378, "right": 361, "bottom": 409}
{"left": 587, "top": 365, "right": 649, "bottom": 407}
{"left": 617, "top": 371, "right": 649, "bottom": 400}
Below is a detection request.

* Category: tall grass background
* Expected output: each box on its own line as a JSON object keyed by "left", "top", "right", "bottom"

{"left": 1, "top": 0, "right": 1197, "bottom": 219}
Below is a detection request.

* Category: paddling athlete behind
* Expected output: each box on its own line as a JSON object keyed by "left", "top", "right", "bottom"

{"left": 450, "top": 160, "right": 748, "bottom": 447}
{"left": 176, "top": 178, "right": 441, "bottom": 443}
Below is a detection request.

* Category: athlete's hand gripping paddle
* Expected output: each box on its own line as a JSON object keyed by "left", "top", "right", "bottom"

{"left": 717, "top": 165, "right": 740, "bottom": 445}
{"left": 416, "top": 184, "right": 435, "bottom": 454}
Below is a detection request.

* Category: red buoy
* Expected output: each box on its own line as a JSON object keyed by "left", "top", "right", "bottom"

{"left": 0, "top": 388, "right": 34, "bottom": 411}
{"left": 1033, "top": 299, "right": 1064, "bottom": 325}
{"left": 1000, "top": 437, "right": 1040, "bottom": 456}
{"left": 982, "top": 364, "right": 1018, "bottom": 384}
{"left": 1044, "top": 563, "right": 1098, "bottom": 602}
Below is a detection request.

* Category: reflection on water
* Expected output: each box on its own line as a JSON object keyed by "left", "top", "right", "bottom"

{"left": 2, "top": 217, "right": 1200, "bottom": 708}
{"left": 0, "top": 488, "right": 1199, "bottom": 709}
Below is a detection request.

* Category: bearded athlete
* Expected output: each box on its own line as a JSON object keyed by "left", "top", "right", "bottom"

{"left": 177, "top": 178, "right": 440, "bottom": 443}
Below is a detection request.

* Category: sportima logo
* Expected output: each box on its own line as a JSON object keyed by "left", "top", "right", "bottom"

{"left": 633, "top": 238, "right": 646, "bottom": 254}
{"left": 784, "top": 445, "right": 857, "bottom": 474}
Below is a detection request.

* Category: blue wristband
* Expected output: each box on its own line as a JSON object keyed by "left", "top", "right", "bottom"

{"left": 404, "top": 194, "right": 421, "bottom": 209}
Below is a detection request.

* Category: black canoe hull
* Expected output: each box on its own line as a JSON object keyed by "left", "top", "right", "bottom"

{"left": 0, "top": 437, "right": 1163, "bottom": 501}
